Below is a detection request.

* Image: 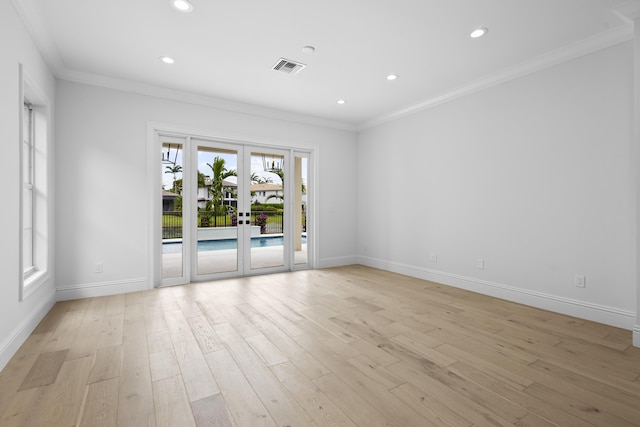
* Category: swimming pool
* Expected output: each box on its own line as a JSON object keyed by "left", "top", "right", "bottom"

{"left": 163, "top": 235, "right": 306, "bottom": 253}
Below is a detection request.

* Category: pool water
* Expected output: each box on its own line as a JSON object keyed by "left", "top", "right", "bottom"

{"left": 163, "top": 235, "right": 306, "bottom": 253}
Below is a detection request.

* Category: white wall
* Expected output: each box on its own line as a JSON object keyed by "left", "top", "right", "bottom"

{"left": 358, "top": 42, "right": 636, "bottom": 329}
{"left": 55, "top": 81, "right": 358, "bottom": 296}
{"left": 633, "top": 18, "right": 640, "bottom": 346}
{"left": 0, "top": 1, "right": 57, "bottom": 369}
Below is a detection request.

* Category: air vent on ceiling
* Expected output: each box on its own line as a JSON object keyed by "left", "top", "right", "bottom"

{"left": 271, "top": 58, "right": 306, "bottom": 75}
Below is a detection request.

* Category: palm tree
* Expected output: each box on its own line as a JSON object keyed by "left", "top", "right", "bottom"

{"left": 207, "top": 157, "right": 237, "bottom": 215}
{"left": 164, "top": 164, "right": 182, "bottom": 193}
{"left": 263, "top": 168, "right": 305, "bottom": 202}
{"left": 197, "top": 171, "right": 207, "bottom": 188}
{"left": 250, "top": 173, "right": 272, "bottom": 185}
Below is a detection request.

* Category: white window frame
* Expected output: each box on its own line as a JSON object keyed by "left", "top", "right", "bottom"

{"left": 19, "top": 65, "right": 49, "bottom": 301}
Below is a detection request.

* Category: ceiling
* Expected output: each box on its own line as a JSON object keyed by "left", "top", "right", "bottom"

{"left": 15, "top": 0, "right": 635, "bottom": 129}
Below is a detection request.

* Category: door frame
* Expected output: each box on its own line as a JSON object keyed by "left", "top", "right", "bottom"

{"left": 146, "top": 122, "right": 316, "bottom": 288}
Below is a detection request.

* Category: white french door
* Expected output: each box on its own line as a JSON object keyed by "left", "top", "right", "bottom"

{"left": 157, "top": 133, "right": 310, "bottom": 286}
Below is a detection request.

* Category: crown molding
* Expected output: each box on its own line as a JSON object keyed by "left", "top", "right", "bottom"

{"left": 358, "top": 24, "right": 633, "bottom": 131}
{"left": 58, "top": 68, "right": 358, "bottom": 132}
{"left": 613, "top": 0, "right": 640, "bottom": 23}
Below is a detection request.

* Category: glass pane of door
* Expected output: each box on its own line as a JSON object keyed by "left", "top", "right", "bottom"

{"left": 161, "top": 139, "right": 184, "bottom": 280}
{"left": 196, "top": 145, "right": 239, "bottom": 276}
{"left": 249, "top": 150, "right": 286, "bottom": 270}
{"left": 294, "top": 154, "right": 308, "bottom": 265}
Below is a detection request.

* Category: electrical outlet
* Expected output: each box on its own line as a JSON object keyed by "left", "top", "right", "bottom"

{"left": 429, "top": 253, "right": 438, "bottom": 263}
{"left": 575, "top": 274, "right": 585, "bottom": 288}
{"left": 95, "top": 263, "right": 103, "bottom": 273}
{"left": 476, "top": 258, "right": 484, "bottom": 270}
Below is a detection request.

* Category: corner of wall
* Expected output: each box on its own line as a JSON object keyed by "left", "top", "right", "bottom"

{"left": 634, "top": 325, "right": 640, "bottom": 347}
{"left": 0, "top": 292, "right": 56, "bottom": 371}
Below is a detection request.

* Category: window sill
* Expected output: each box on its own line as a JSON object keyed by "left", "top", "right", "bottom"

{"left": 22, "top": 269, "right": 48, "bottom": 301}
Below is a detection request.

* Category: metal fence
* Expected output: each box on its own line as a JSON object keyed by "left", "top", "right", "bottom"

{"left": 162, "top": 210, "right": 296, "bottom": 239}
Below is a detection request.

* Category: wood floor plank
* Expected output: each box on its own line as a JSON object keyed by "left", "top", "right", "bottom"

{"left": 0, "top": 332, "right": 51, "bottom": 417}
{"left": 444, "top": 359, "right": 591, "bottom": 426}
{"left": 312, "top": 373, "right": 396, "bottom": 427}
{"left": 66, "top": 332, "right": 99, "bottom": 362}
{"left": 524, "top": 382, "right": 638, "bottom": 427}
{"left": 153, "top": 375, "right": 196, "bottom": 427}
{"left": 147, "top": 331, "right": 174, "bottom": 355}
{"left": 186, "top": 314, "right": 225, "bottom": 354}
{"left": 271, "top": 361, "right": 357, "bottom": 427}
{"left": 125, "top": 291, "right": 144, "bottom": 306}
{"left": 95, "top": 312, "right": 125, "bottom": 350}
{"left": 222, "top": 337, "right": 316, "bottom": 426}
{"left": 105, "top": 293, "right": 126, "bottom": 316}
{"left": 245, "top": 334, "right": 288, "bottom": 367}
{"left": 204, "top": 349, "right": 276, "bottom": 427}
{"left": 195, "top": 300, "right": 227, "bottom": 326}
{"left": 387, "top": 358, "right": 514, "bottom": 426}
{"left": 29, "top": 356, "right": 93, "bottom": 426}
{"left": 234, "top": 303, "right": 331, "bottom": 380}
{"left": 150, "top": 349, "right": 181, "bottom": 382}
{"left": 299, "top": 305, "right": 360, "bottom": 343}
{"left": 190, "top": 393, "right": 234, "bottom": 427}
{"left": 349, "top": 338, "right": 400, "bottom": 367}
{"left": 125, "top": 301, "right": 145, "bottom": 323}
{"left": 389, "top": 333, "right": 456, "bottom": 367}
{"left": 0, "top": 386, "right": 40, "bottom": 427}
{"left": 18, "top": 349, "right": 68, "bottom": 391}
{"left": 42, "top": 308, "right": 86, "bottom": 353}
{"left": 527, "top": 360, "right": 640, "bottom": 423}
{"left": 389, "top": 382, "right": 472, "bottom": 427}
{"left": 118, "top": 317, "right": 156, "bottom": 427}
{"left": 435, "top": 342, "right": 534, "bottom": 390}
{"left": 87, "top": 344, "right": 122, "bottom": 384}
{"left": 79, "top": 377, "right": 119, "bottom": 427}
{"left": 165, "top": 309, "right": 220, "bottom": 402}
{"left": 346, "top": 354, "right": 405, "bottom": 389}
{"left": 294, "top": 333, "right": 432, "bottom": 427}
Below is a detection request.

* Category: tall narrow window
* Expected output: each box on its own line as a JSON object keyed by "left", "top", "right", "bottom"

{"left": 20, "top": 66, "right": 49, "bottom": 300}
{"left": 22, "top": 102, "right": 34, "bottom": 278}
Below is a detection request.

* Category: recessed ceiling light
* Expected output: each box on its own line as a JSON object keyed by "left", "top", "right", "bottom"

{"left": 386, "top": 74, "right": 398, "bottom": 81}
{"left": 170, "top": 0, "right": 193, "bottom": 13}
{"left": 301, "top": 46, "right": 315, "bottom": 54}
{"left": 160, "top": 56, "right": 175, "bottom": 64}
{"left": 337, "top": 99, "right": 346, "bottom": 105}
{"left": 470, "top": 27, "right": 488, "bottom": 38}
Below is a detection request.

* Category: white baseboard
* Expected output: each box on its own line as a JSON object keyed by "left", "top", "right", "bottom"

{"left": 318, "top": 256, "right": 359, "bottom": 269}
{"left": 0, "top": 293, "right": 56, "bottom": 371}
{"left": 358, "top": 256, "right": 636, "bottom": 331}
{"left": 633, "top": 325, "right": 640, "bottom": 348}
{"left": 57, "top": 278, "right": 150, "bottom": 300}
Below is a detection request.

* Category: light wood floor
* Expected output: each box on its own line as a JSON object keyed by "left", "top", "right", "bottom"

{"left": 1, "top": 265, "right": 639, "bottom": 426}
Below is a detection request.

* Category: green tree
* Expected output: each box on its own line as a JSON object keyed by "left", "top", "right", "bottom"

{"left": 263, "top": 168, "right": 304, "bottom": 202}
{"left": 197, "top": 171, "right": 207, "bottom": 188}
{"left": 165, "top": 164, "right": 182, "bottom": 193}
{"left": 250, "top": 173, "right": 272, "bottom": 185}
{"left": 206, "top": 157, "right": 237, "bottom": 215}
